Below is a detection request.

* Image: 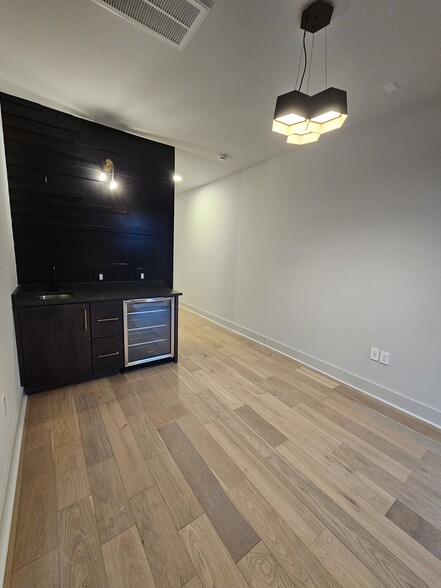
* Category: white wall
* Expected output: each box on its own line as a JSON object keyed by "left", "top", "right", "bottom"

{"left": 0, "top": 105, "right": 24, "bottom": 580}
{"left": 174, "top": 100, "right": 441, "bottom": 426}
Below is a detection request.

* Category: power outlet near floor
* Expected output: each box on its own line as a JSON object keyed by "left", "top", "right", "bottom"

{"left": 1, "top": 395, "right": 7, "bottom": 418}
{"left": 370, "top": 347, "right": 391, "bottom": 366}
{"left": 379, "top": 350, "right": 391, "bottom": 365}
{"left": 369, "top": 347, "right": 380, "bottom": 361}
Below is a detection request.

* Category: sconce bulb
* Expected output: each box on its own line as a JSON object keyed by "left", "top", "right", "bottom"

{"left": 109, "top": 180, "right": 117, "bottom": 190}
{"left": 173, "top": 174, "right": 183, "bottom": 182}
{"left": 99, "top": 171, "right": 107, "bottom": 182}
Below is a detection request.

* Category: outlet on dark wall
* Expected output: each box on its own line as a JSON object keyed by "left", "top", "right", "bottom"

{"left": 0, "top": 92, "right": 175, "bottom": 287}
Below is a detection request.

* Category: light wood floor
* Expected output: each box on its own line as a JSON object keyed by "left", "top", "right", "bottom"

{"left": 5, "top": 308, "right": 441, "bottom": 587}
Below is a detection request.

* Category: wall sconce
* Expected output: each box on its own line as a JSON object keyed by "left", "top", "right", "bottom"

{"left": 272, "top": 1, "right": 347, "bottom": 145}
{"left": 99, "top": 159, "right": 118, "bottom": 190}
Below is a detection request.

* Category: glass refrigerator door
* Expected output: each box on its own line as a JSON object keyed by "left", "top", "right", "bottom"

{"left": 124, "top": 298, "right": 174, "bottom": 366}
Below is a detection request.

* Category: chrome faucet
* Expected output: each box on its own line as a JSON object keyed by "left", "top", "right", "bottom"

{"left": 51, "top": 265, "right": 57, "bottom": 291}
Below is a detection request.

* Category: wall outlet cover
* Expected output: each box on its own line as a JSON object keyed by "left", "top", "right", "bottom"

{"left": 370, "top": 347, "right": 380, "bottom": 361}
{"left": 380, "top": 350, "right": 391, "bottom": 365}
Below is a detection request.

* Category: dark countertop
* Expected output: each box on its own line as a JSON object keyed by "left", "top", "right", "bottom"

{"left": 12, "top": 281, "right": 182, "bottom": 308}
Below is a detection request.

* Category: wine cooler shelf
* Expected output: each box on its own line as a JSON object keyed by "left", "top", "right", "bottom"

{"left": 124, "top": 297, "right": 175, "bottom": 366}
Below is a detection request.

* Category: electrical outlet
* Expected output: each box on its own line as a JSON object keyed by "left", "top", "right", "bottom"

{"left": 1, "top": 395, "right": 7, "bottom": 418}
{"left": 140, "top": 272, "right": 145, "bottom": 280}
{"left": 379, "top": 350, "right": 391, "bottom": 365}
{"left": 98, "top": 273, "right": 104, "bottom": 281}
{"left": 369, "top": 347, "right": 380, "bottom": 361}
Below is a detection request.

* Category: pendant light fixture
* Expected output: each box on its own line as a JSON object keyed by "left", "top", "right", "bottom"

{"left": 272, "top": 1, "right": 347, "bottom": 145}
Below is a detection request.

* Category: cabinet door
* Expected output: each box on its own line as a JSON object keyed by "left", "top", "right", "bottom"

{"left": 19, "top": 303, "right": 92, "bottom": 390}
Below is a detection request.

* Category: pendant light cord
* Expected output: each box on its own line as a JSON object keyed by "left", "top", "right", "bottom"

{"left": 307, "top": 33, "right": 315, "bottom": 94}
{"left": 297, "top": 29, "right": 307, "bottom": 91}
{"left": 325, "top": 26, "right": 328, "bottom": 89}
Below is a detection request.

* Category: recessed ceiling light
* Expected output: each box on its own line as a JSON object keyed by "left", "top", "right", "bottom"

{"left": 383, "top": 81, "right": 400, "bottom": 94}
{"left": 173, "top": 174, "right": 183, "bottom": 182}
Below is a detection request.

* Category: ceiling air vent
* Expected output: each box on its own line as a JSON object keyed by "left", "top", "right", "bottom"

{"left": 92, "top": 0, "right": 211, "bottom": 50}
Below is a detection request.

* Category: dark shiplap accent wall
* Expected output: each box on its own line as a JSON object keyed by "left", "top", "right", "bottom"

{"left": 0, "top": 93, "right": 175, "bottom": 286}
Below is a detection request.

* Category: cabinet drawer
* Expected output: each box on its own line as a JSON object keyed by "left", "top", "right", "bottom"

{"left": 90, "top": 301, "right": 122, "bottom": 338}
{"left": 92, "top": 335, "right": 123, "bottom": 374}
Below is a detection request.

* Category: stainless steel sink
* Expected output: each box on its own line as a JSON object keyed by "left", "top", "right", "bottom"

{"left": 37, "top": 292, "right": 73, "bottom": 300}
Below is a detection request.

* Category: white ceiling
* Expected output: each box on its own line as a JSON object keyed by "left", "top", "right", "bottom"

{"left": 1, "top": 0, "right": 440, "bottom": 194}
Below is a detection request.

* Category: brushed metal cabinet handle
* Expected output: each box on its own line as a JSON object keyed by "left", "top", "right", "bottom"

{"left": 98, "top": 351, "right": 120, "bottom": 358}
{"left": 84, "top": 309, "right": 88, "bottom": 330}
{"left": 96, "top": 317, "right": 119, "bottom": 322}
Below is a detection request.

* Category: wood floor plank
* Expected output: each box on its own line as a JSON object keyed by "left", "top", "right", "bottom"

{"left": 386, "top": 500, "right": 441, "bottom": 559}
{"left": 11, "top": 548, "right": 59, "bottom": 588}
{"left": 123, "top": 369, "right": 145, "bottom": 383}
{"left": 334, "top": 383, "right": 441, "bottom": 446}
{"left": 182, "top": 577, "right": 203, "bottom": 588}
{"left": 90, "top": 377, "right": 118, "bottom": 405}
{"left": 177, "top": 412, "right": 244, "bottom": 490}
{"left": 271, "top": 413, "right": 341, "bottom": 454}
{"left": 179, "top": 514, "right": 249, "bottom": 588}
{"left": 208, "top": 419, "right": 426, "bottom": 588}
{"left": 161, "top": 363, "right": 210, "bottom": 395}
{"left": 296, "top": 366, "right": 339, "bottom": 388}
{"left": 278, "top": 440, "right": 441, "bottom": 587}
{"left": 108, "top": 373, "right": 144, "bottom": 416}
{"left": 53, "top": 387, "right": 81, "bottom": 447}
{"left": 335, "top": 444, "right": 441, "bottom": 533}
{"left": 292, "top": 402, "right": 412, "bottom": 482}
{"left": 127, "top": 410, "right": 166, "bottom": 461}
{"left": 182, "top": 391, "right": 218, "bottom": 424}
{"left": 148, "top": 447, "right": 204, "bottom": 530}
{"left": 405, "top": 471, "right": 441, "bottom": 508}
{"left": 206, "top": 419, "right": 325, "bottom": 546}
{"left": 263, "top": 377, "right": 318, "bottom": 409}
{"left": 9, "top": 310, "right": 441, "bottom": 587}
{"left": 229, "top": 480, "right": 340, "bottom": 587}
{"left": 195, "top": 370, "right": 245, "bottom": 411}
{"left": 233, "top": 387, "right": 291, "bottom": 422}
{"left": 324, "top": 394, "right": 428, "bottom": 459}
{"left": 344, "top": 419, "right": 435, "bottom": 481}
{"left": 55, "top": 439, "right": 90, "bottom": 510}
{"left": 88, "top": 457, "right": 135, "bottom": 544}
{"left": 234, "top": 404, "right": 287, "bottom": 447}
{"left": 237, "top": 541, "right": 295, "bottom": 588}
{"left": 132, "top": 379, "right": 175, "bottom": 428}
{"left": 26, "top": 392, "right": 53, "bottom": 436}
{"left": 143, "top": 370, "right": 182, "bottom": 407}
{"left": 101, "top": 526, "right": 156, "bottom": 588}
{"left": 12, "top": 431, "right": 57, "bottom": 570}
{"left": 99, "top": 400, "right": 155, "bottom": 497}
{"left": 160, "top": 421, "right": 260, "bottom": 562}
{"left": 309, "top": 529, "right": 384, "bottom": 588}
{"left": 75, "top": 392, "right": 113, "bottom": 467}
{"left": 279, "top": 432, "right": 395, "bottom": 515}
{"left": 131, "top": 485, "right": 196, "bottom": 587}
{"left": 263, "top": 370, "right": 325, "bottom": 399}
{"left": 58, "top": 497, "right": 107, "bottom": 588}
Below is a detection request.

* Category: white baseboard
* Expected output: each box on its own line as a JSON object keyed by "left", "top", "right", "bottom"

{"left": 181, "top": 302, "right": 441, "bottom": 430}
{"left": 0, "top": 393, "right": 27, "bottom": 587}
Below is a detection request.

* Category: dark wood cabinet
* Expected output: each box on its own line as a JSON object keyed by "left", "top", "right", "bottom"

{"left": 90, "top": 300, "right": 124, "bottom": 375}
{"left": 12, "top": 287, "right": 180, "bottom": 394}
{"left": 18, "top": 303, "right": 93, "bottom": 391}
